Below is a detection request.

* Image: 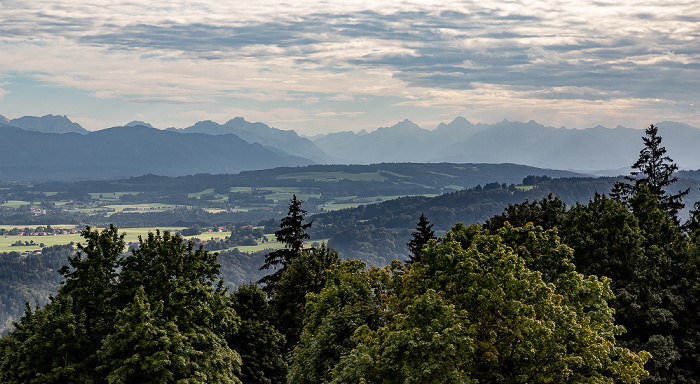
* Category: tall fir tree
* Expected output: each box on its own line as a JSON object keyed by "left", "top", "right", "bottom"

{"left": 258, "top": 195, "right": 312, "bottom": 293}
{"left": 611, "top": 124, "right": 689, "bottom": 223}
{"left": 406, "top": 213, "right": 435, "bottom": 265}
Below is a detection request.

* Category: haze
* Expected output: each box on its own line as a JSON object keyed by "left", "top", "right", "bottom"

{"left": 1, "top": 0, "right": 699, "bottom": 134}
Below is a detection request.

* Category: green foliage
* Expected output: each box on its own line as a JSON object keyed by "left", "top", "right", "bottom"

{"left": 98, "top": 286, "right": 241, "bottom": 384}
{"left": 483, "top": 192, "right": 566, "bottom": 232}
{"left": 288, "top": 259, "right": 384, "bottom": 384}
{"left": 0, "top": 244, "right": 73, "bottom": 334}
{"left": 228, "top": 284, "right": 287, "bottom": 384}
{"left": 563, "top": 187, "right": 699, "bottom": 383}
{"left": 291, "top": 224, "right": 650, "bottom": 383}
{"left": 0, "top": 295, "right": 89, "bottom": 383}
{"left": 0, "top": 226, "right": 242, "bottom": 383}
{"left": 269, "top": 243, "right": 341, "bottom": 349}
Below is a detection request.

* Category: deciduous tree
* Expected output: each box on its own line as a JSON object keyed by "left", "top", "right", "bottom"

{"left": 292, "top": 223, "right": 651, "bottom": 383}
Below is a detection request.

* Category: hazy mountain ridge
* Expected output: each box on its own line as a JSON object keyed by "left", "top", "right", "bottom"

{"left": 4, "top": 113, "right": 700, "bottom": 181}
{"left": 310, "top": 118, "right": 700, "bottom": 171}
{"left": 0, "top": 125, "right": 313, "bottom": 181}
{"left": 0, "top": 114, "right": 88, "bottom": 134}
{"left": 167, "top": 117, "right": 334, "bottom": 163}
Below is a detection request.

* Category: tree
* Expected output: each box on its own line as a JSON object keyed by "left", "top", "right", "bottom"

{"left": 483, "top": 193, "right": 566, "bottom": 233}
{"left": 288, "top": 259, "right": 384, "bottom": 384}
{"left": 228, "top": 284, "right": 287, "bottom": 384}
{"left": 258, "top": 195, "right": 312, "bottom": 293}
{"left": 292, "top": 223, "right": 651, "bottom": 383}
{"left": 611, "top": 124, "right": 689, "bottom": 223}
{"left": 562, "top": 188, "right": 699, "bottom": 383}
{"left": 685, "top": 199, "right": 700, "bottom": 233}
{"left": 100, "top": 230, "right": 241, "bottom": 383}
{"left": 406, "top": 213, "right": 435, "bottom": 265}
{"left": 0, "top": 227, "right": 243, "bottom": 383}
{"left": 97, "top": 286, "right": 241, "bottom": 384}
{"left": 269, "top": 243, "right": 341, "bottom": 350}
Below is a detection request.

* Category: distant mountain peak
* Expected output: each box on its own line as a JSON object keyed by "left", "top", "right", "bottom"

{"left": 226, "top": 116, "right": 247, "bottom": 124}
{"left": 384, "top": 119, "right": 423, "bottom": 133}
{"left": 0, "top": 115, "right": 9, "bottom": 124}
{"left": 451, "top": 116, "right": 471, "bottom": 124}
{"left": 9, "top": 114, "right": 88, "bottom": 134}
{"left": 125, "top": 120, "right": 154, "bottom": 128}
{"left": 656, "top": 121, "right": 699, "bottom": 131}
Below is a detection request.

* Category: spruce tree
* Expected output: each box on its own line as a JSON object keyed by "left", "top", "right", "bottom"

{"left": 406, "top": 213, "right": 435, "bottom": 265}
{"left": 612, "top": 124, "right": 689, "bottom": 223}
{"left": 258, "top": 195, "right": 312, "bottom": 293}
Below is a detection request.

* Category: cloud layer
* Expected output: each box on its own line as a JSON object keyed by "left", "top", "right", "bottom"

{"left": 1, "top": 0, "right": 699, "bottom": 133}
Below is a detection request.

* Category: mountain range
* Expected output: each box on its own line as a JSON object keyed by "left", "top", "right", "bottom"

{"left": 2, "top": 114, "right": 700, "bottom": 181}
{"left": 0, "top": 123, "right": 312, "bottom": 181}
{"left": 166, "top": 117, "right": 333, "bottom": 163}
{"left": 310, "top": 118, "right": 700, "bottom": 171}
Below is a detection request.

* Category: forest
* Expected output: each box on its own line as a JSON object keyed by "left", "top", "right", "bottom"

{"left": 1, "top": 125, "right": 700, "bottom": 382}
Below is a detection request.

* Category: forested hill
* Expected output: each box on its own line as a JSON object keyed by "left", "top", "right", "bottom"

{"left": 0, "top": 125, "right": 313, "bottom": 181}
{"left": 310, "top": 176, "right": 700, "bottom": 265}
{"left": 29, "top": 162, "right": 585, "bottom": 194}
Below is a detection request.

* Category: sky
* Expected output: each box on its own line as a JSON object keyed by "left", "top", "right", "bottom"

{"left": 1, "top": 0, "right": 699, "bottom": 135}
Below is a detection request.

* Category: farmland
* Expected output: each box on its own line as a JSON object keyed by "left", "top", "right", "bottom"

{"left": 0, "top": 163, "right": 604, "bottom": 255}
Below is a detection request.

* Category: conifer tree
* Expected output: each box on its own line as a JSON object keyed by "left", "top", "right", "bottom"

{"left": 612, "top": 124, "right": 689, "bottom": 223}
{"left": 258, "top": 195, "right": 312, "bottom": 293}
{"left": 406, "top": 213, "right": 435, "bottom": 265}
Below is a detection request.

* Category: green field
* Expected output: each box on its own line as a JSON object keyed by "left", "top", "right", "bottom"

{"left": 0, "top": 226, "right": 310, "bottom": 254}
{"left": 0, "top": 233, "right": 84, "bottom": 252}
{"left": 188, "top": 189, "right": 216, "bottom": 198}
{"left": 0, "top": 227, "right": 186, "bottom": 253}
{"left": 0, "top": 224, "right": 79, "bottom": 231}
{"left": 89, "top": 192, "right": 141, "bottom": 200}
{"left": 102, "top": 203, "right": 187, "bottom": 213}
{"left": 0, "top": 200, "right": 32, "bottom": 208}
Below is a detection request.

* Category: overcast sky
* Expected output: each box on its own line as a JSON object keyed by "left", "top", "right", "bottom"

{"left": 1, "top": 0, "right": 699, "bottom": 134}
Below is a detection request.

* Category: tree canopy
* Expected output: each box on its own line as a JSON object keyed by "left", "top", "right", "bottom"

{"left": 0, "top": 226, "right": 242, "bottom": 384}
{"left": 290, "top": 223, "right": 651, "bottom": 383}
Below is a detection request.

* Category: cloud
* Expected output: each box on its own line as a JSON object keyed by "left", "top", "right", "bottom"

{"left": 1, "top": 0, "right": 699, "bottom": 130}
{"left": 315, "top": 111, "right": 366, "bottom": 117}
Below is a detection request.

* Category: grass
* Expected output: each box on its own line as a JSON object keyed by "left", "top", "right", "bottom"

{"left": 0, "top": 200, "right": 32, "bottom": 208}
{"left": 0, "top": 233, "right": 84, "bottom": 253}
{"left": 516, "top": 185, "right": 535, "bottom": 191}
{"left": 0, "top": 225, "right": 327, "bottom": 255}
{"left": 0, "top": 224, "right": 78, "bottom": 231}
{"left": 187, "top": 189, "right": 216, "bottom": 198}
{"left": 100, "top": 204, "right": 188, "bottom": 214}
{"left": 89, "top": 192, "right": 141, "bottom": 200}
{"left": 0, "top": 226, "right": 186, "bottom": 253}
{"left": 204, "top": 208, "right": 228, "bottom": 214}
